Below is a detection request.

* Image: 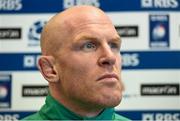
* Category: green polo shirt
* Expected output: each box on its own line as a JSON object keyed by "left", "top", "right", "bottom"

{"left": 22, "top": 94, "right": 131, "bottom": 120}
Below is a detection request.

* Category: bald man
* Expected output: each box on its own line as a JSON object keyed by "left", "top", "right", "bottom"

{"left": 22, "top": 5, "right": 130, "bottom": 120}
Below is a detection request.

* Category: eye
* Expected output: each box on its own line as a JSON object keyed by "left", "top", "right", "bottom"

{"left": 109, "top": 42, "right": 120, "bottom": 52}
{"left": 82, "top": 42, "right": 97, "bottom": 52}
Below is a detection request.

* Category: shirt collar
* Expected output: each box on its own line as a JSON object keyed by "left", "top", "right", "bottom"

{"left": 39, "top": 94, "right": 115, "bottom": 120}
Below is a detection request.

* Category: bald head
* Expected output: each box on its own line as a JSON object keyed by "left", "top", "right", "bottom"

{"left": 38, "top": 6, "right": 123, "bottom": 115}
{"left": 40, "top": 5, "right": 114, "bottom": 55}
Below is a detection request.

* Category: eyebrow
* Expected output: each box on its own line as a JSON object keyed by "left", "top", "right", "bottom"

{"left": 111, "top": 36, "right": 121, "bottom": 43}
{"left": 74, "top": 34, "right": 121, "bottom": 44}
{"left": 73, "top": 35, "right": 98, "bottom": 43}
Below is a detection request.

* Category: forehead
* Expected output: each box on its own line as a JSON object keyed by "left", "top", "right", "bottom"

{"left": 73, "top": 23, "right": 120, "bottom": 41}
{"left": 60, "top": 8, "right": 113, "bottom": 31}
{"left": 63, "top": 15, "right": 118, "bottom": 39}
{"left": 53, "top": 8, "right": 120, "bottom": 46}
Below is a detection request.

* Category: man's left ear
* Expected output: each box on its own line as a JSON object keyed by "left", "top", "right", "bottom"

{"left": 37, "top": 56, "right": 59, "bottom": 83}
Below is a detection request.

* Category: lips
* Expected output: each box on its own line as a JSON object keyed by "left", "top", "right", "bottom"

{"left": 97, "top": 73, "right": 119, "bottom": 81}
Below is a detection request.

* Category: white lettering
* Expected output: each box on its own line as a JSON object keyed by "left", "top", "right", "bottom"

{"left": 156, "top": 113, "right": 180, "bottom": 121}
{"left": 142, "top": 0, "right": 153, "bottom": 8}
{"left": 170, "top": 0, "right": 179, "bottom": 8}
{"left": 63, "top": 0, "right": 74, "bottom": 9}
{"left": 0, "top": 0, "right": 22, "bottom": 11}
{"left": 154, "top": 0, "right": 178, "bottom": 8}
{"left": 0, "top": 114, "right": 19, "bottom": 121}
{"left": 151, "top": 15, "right": 168, "bottom": 21}
{"left": 24, "top": 55, "right": 35, "bottom": 68}
{"left": 23, "top": 55, "right": 40, "bottom": 68}
{"left": 141, "top": 0, "right": 178, "bottom": 8}
{"left": 143, "top": 113, "right": 180, "bottom": 121}
{"left": 122, "top": 53, "right": 139, "bottom": 67}
{"left": 24, "top": 88, "right": 48, "bottom": 95}
{"left": 143, "top": 113, "right": 154, "bottom": 121}
{"left": 63, "top": 0, "right": 100, "bottom": 9}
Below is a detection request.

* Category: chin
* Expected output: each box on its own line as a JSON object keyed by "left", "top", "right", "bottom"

{"left": 98, "top": 92, "right": 122, "bottom": 108}
{"left": 106, "top": 97, "right": 122, "bottom": 107}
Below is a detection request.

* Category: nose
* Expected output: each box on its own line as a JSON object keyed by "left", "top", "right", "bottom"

{"left": 98, "top": 45, "right": 116, "bottom": 68}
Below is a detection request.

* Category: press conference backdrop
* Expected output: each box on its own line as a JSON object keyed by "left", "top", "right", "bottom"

{"left": 0, "top": 0, "right": 180, "bottom": 120}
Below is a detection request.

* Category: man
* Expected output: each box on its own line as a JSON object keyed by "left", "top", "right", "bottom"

{"left": 23, "top": 5, "right": 130, "bottom": 120}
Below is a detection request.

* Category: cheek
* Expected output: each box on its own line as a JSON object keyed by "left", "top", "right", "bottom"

{"left": 58, "top": 58, "right": 92, "bottom": 86}
{"left": 58, "top": 61, "right": 96, "bottom": 99}
{"left": 118, "top": 53, "right": 122, "bottom": 64}
{"left": 117, "top": 54, "right": 122, "bottom": 71}
{"left": 59, "top": 53, "right": 96, "bottom": 78}
{"left": 115, "top": 54, "right": 122, "bottom": 71}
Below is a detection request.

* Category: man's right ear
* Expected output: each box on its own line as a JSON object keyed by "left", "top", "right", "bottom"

{"left": 37, "top": 56, "right": 59, "bottom": 83}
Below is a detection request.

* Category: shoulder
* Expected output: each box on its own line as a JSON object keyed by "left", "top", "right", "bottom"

{"left": 21, "top": 112, "right": 44, "bottom": 120}
{"left": 113, "top": 113, "right": 132, "bottom": 121}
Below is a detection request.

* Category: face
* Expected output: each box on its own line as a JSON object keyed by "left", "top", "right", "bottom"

{"left": 54, "top": 15, "right": 123, "bottom": 110}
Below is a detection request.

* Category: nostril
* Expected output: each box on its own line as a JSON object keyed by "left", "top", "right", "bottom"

{"left": 102, "top": 61, "right": 110, "bottom": 65}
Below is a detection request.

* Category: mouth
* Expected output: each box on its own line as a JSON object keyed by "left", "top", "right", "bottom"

{"left": 97, "top": 73, "right": 119, "bottom": 82}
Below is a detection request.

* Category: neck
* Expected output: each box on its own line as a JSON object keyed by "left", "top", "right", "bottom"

{"left": 49, "top": 85, "right": 103, "bottom": 117}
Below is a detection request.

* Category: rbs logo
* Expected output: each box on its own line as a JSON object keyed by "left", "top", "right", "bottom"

{"left": 63, "top": 0, "right": 100, "bottom": 9}
{"left": 23, "top": 55, "right": 40, "bottom": 68}
{"left": 122, "top": 53, "right": 139, "bottom": 67}
{"left": 143, "top": 113, "right": 180, "bottom": 121}
{"left": 0, "top": 0, "right": 22, "bottom": 11}
{"left": 0, "top": 114, "right": 19, "bottom": 121}
{"left": 141, "top": 0, "right": 178, "bottom": 8}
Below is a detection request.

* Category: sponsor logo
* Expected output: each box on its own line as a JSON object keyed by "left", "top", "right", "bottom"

{"left": 141, "top": 83, "right": 179, "bottom": 96}
{"left": 28, "top": 20, "right": 47, "bottom": 46}
{"left": 141, "top": 0, "right": 178, "bottom": 8}
{"left": 63, "top": 0, "right": 100, "bottom": 9}
{"left": 0, "top": 112, "right": 35, "bottom": 120}
{"left": 0, "top": 0, "right": 22, "bottom": 11}
{"left": 0, "top": 114, "right": 19, "bottom": 121}
{"left": 142, "top": 113, "right": 180, "bottom": 121}
{"left": 0, "top": 28, "right": 21, "bottom": 39}
{"left": 23, "top": 55, "right": 40, "bottom": 68}
{"left": 115, "top": 26, "right": 138, "bottom": 37}
{"left": 0, "top": 74, "right": 11, "bottom": 108}
{"left": 122, "top": 53, "right": 140, "bottom": 67}
{"left": 149, "top": 14, "right": 169, "bottom": 48}
{"left": 22, "top": 85, "right": 48, "bottom": 97}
